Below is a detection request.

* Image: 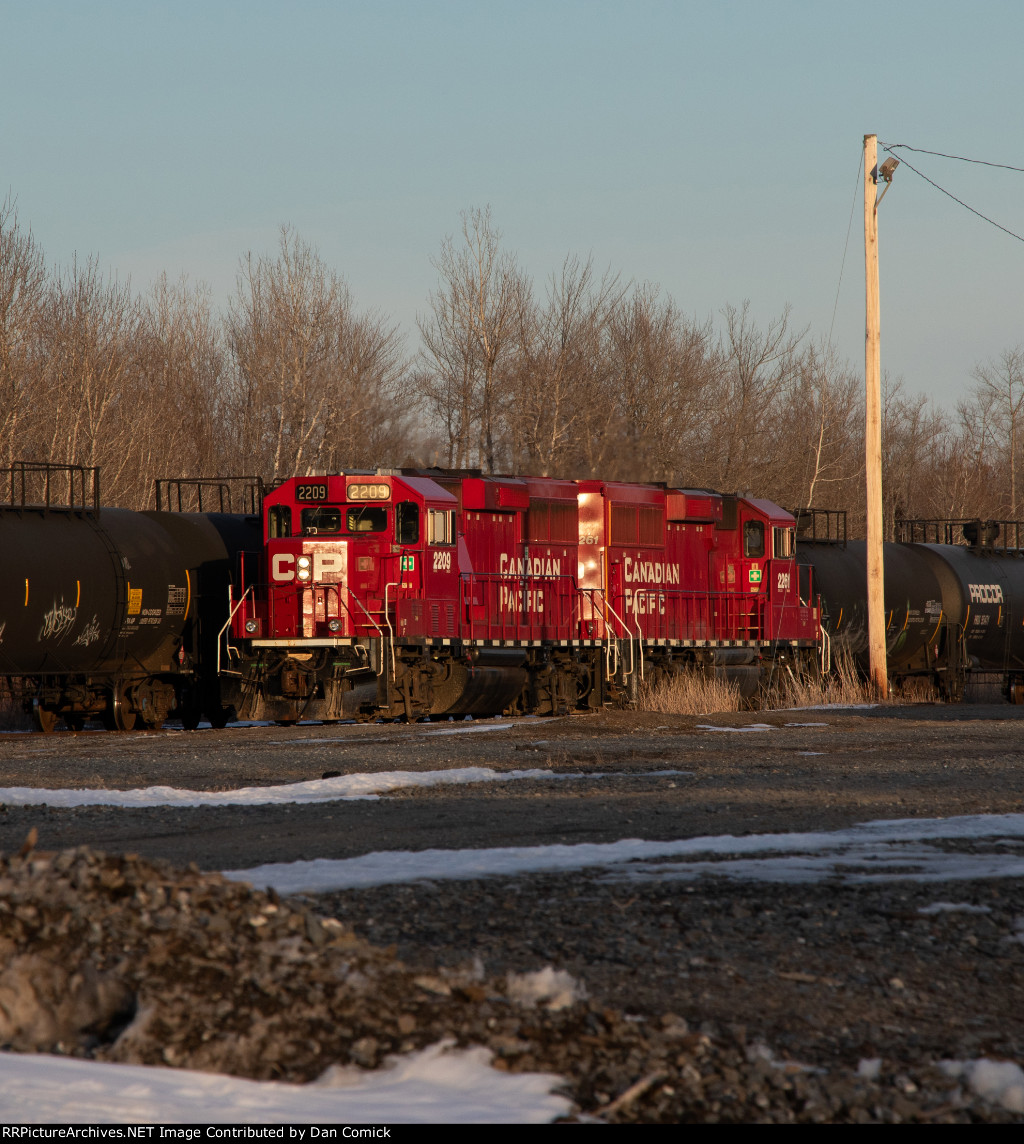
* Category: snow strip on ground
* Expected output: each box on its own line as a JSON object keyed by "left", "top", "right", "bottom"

{"left": 0, "top": 1041, "right": 571, "bottom": 1124}
{"left": 0, "top": 766, "right": 685, "bottom": 808}
{"left": 225, "top": 813, "right": 1024, "bottom": 893}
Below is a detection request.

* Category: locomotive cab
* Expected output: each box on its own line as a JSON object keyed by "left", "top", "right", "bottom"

{"left": 237, "top": 473, "right": 458, "bottom": 645}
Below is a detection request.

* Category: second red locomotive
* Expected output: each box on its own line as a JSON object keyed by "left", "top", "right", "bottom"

{"left": 224, "top": 469, "right": 821, "bottom": 722}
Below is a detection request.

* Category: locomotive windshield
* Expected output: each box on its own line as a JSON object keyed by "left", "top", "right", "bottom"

{"left": 301, "top": 506, "right": 342, "bottom": 534}
{"left": 346, "top": 505, "right": 388, "bottom": 533}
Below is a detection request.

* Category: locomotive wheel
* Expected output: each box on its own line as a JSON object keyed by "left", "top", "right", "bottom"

{"left": 32, "top": 703, "right": 58, "bottom": 734}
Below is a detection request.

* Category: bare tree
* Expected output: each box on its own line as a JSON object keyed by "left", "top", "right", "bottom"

{"left": 0, "top": 197, "right": 47, "bottom": 465}
{"left": 417, "top": 208, "right": 528, "bottom": 471}
{"left": 34, "top": 257, "right": 146, "bottom": 503}
{"left": 970, "top": 346, "right": 1024, "bottom": 518}
{"left": 705, "top": 302, "right": 806, "bottom": 491}
{"left": 501, "top": 255, "right": 624, "bottom": 476}
{"left": 225, "top": 226, "right": 409, "bottom": 480}
{"left": 135, "top": 274, "right": 226, "bottom": 486}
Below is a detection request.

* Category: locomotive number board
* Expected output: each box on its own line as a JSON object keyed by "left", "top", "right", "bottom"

{"left": 347, "top": 482, "right": 391, "bottom": 501}
{"left": 295, "top": 483, "right": 329, "bottom": 502}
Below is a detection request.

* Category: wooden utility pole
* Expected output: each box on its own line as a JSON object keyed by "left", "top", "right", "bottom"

{"left": 864, "top": 134, "right": 888, "bottom": 697}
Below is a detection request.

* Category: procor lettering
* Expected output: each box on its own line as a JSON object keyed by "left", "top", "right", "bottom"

{"left": 969, "top": 582, "right": 1004, "bottom": 604}
{"left": 623, "top": 556, "right": 680, "bottom": 585}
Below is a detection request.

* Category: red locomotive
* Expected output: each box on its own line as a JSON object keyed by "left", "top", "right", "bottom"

{"left": 225, "top": 469, "right": 820, "bottom": 722}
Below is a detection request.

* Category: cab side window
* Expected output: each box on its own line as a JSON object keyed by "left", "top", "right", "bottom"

{"left": 268, "top": 505, "right": 292, "bottom": 538}
{"left": 428, "top": 509, "right": 456, "bottom": 545}
{"left": 744, "top": 520, "right": 765, "bottom": 558}
{"left": 396, "top": 502, "right": 420, "bottom": 545}
{"left": 772, "top": 526, "right": 794, "bottom": 558}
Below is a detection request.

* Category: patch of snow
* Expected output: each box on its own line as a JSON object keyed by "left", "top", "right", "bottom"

{"left": 426, "top": 722, "right": 514, "bottom": 736}
{"left": 857, "top": 1058, "right": 882, "bottom": 1080}
{"left": 0, "top": 1042, "right": 571, "bottom": 1124}
{"left": 695, "top": 723, "right": 774, "bottom": 733}
{"left": 940, "top": 1058, "right": 1024, "bottom": 1113}
{"left": 506, "top": 968, "right": 586, "bottom": 1011}
{"left": 0, "top": 766, "right": 628, "bottom": 809}
{"left": 918, "top": 902, "right": 992, "bottom": 915}
{"left": 225, "top": 812, "right": 1024, "bottom": 893}
{"left": 784, "top": 722, "right": 829, "bottom": 727}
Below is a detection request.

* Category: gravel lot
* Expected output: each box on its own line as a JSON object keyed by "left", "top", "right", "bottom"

{"left": 1, "top": 704, "right": 1023, "bottom": 1121}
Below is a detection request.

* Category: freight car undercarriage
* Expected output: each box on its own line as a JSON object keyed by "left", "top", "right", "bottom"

{"left": 218, "top": 636, "right": 820, "bottom": 725}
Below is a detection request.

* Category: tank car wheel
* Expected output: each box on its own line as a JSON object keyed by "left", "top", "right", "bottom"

{"left": 103, "top": 687, "right": 137, "bottom": 732}
{"left": 209, "top": 707, "right": 234, "bottom": 729}
{"left": 180, "top": 709, "right": 202, "bottom": 730}
{"left": 32, "top": 703, "right": 58, "bottom": 734}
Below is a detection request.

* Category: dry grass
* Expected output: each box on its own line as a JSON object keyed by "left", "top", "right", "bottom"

{"left": 638, "top": 651, "right": 886, "bottom": 716}
{"left": 637, "top": 671, "right": 743, "bottom": 716}
{"left": 0, "top": 682, "right": 31, "bottom": 730}
{"left": 763, "top": 649, "right": 873, "bottom": 710}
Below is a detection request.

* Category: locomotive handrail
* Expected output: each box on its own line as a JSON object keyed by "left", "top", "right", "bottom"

{"left": 382, "top": 582, "right": 399, "bottom": 681}
{"left": 597, "top": 591, "right": 640, "bottom": 681}
{"left": 218, "top": 586, "right": 254, "bottom": 676}
{"left": 343, "top": 586, "right": 388, "bottom": 675}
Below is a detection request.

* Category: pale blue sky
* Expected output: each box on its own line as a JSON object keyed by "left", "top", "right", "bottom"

{"left": 5, "top": 1, "right": 1022, "bottom": 406}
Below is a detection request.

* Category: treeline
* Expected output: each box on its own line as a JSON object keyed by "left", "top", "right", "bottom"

{"left": 1, "top": 199, "right": 1019, "bottom": 534}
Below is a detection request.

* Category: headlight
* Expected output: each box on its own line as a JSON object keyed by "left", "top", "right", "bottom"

{"left": 297, "top": 556, "right": 311, "bottom": 569}
{"left": 327, "top": 619, "right": 342, "bottom": 633}
{"left": 244, "top": 619, "right": 258, "bottom": 634}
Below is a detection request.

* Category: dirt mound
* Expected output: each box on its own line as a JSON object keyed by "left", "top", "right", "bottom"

{"left": 0, "top": 842, "right": 1016, "bottom": 1122}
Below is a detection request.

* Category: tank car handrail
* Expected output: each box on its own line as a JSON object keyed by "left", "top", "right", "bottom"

{"left": 153, "top": 476, "right": 263, "bottom": 515}
{"left": 896, "top": 517, "right": 1024, "bottom": 551}
{"left": 2, "top": 461, "right": 100, "bottom": 515}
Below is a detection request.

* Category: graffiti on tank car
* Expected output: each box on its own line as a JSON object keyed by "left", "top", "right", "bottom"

{"left": 969, "top": 583, "right": 1004, "bottom": 604}
{"left": 39, "top": 599, "right": 77, "bottom": 642}
{"left": 72, "top": 614, "right": 101, "bottom": 647}
{"left": 623, "top": 556, "right": 680, "bottom": 585}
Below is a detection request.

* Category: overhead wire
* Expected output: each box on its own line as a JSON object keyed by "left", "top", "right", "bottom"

{"left": 878, "top": 143, "right": 1024, "bottom": 174}
{"left": 878, "top": 141, "right": 1024, "bottom": 245}
{"left": 828, "top": 149, "right": 863, "bottom": 349}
